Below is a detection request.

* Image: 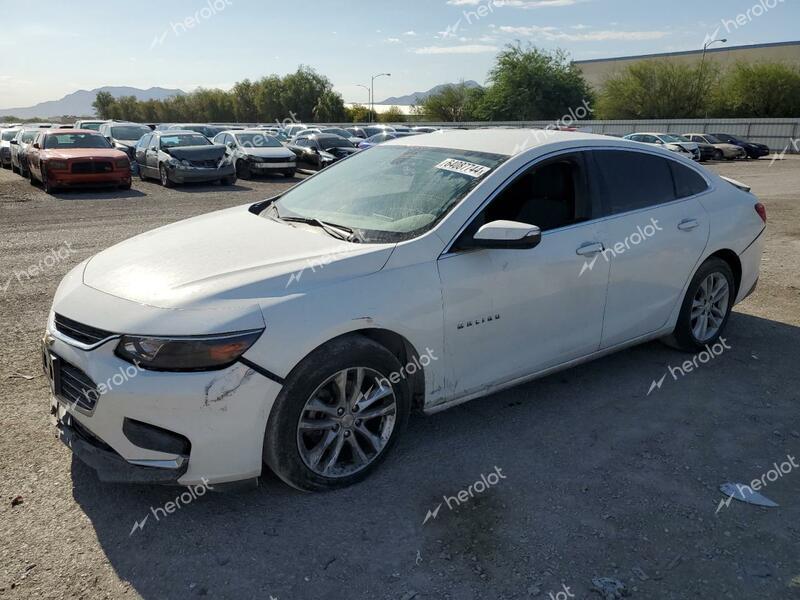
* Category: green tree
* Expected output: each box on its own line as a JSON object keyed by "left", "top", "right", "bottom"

{"left": 419, "top": 82, "right": 484, "bottom": 121}
{"left": 281, "top": 66, "right": 334, "bottom": 122}
{"left": 345, "top": 104, "right": 375, "bottom": 123}
{"left": 92, "top": 91, "right": 116, "bottom": 119}
{"left": 254, "top": 75, "right": 287, "bottom": 124}
{"left": 378, "top": 105, "right": 406, "bottom": 123}
{"left": 313, "top": 90, "right": 347, "bottom": 122}
{"left": 596, "top": 60, "right": 718, "bottom": 119}
{"left": 712, "top": 61, "right": 800, "bottom": 117}
{"left": 481, "top": 43, "right": 593, "bottom": 120}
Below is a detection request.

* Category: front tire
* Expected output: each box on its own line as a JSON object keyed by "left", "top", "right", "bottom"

{"left": 236, "top": 160, "right": 251, "bottom": 180}
{"left": 263, "top": 336, "right": 411, "bottom": 491}
{"left": 159, "top": 164, "right": 173, "bottom": 187}
{"left": 664, "top": 257, "right": 735, "bottom": 352}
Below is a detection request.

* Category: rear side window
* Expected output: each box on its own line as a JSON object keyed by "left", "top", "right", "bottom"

{"left": 592, "top": 150, "right": 675, "bottom": 215}
{"left": 670, "top": 161, "right": 709, "bottom": 198}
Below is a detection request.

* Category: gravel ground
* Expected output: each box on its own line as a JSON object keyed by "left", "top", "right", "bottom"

{"left": 0, "top": 158, "right": 798, "bottom": 600}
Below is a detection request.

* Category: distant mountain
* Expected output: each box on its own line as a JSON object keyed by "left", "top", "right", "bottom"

{"left": 377, "top": 81, "right": 482, "bottom": 106}
{"left": 0, "top": 86, "right": 186, "bottom": 119}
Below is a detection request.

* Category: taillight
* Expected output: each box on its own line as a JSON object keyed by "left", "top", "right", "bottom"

{"left": 755, "top": 203, "right": 767, "bottom": 223}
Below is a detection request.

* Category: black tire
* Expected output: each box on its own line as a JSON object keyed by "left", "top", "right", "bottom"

{"left": 138, "top": 163, "right": 147, "bottom": 181}
{"left": 236, "top": 160, "right": 251, "bottom": 180}
{"left": 28, "top": 165, "right": 36, "bottom": 185}
{"left": 221, "top": 174, "right": 237, "bottom": 186}
{"left": 663, "top": 257, "right": 735, "bottom": 352}
{"left": 41, "top": 167, "right": 54, "bottom": 194}
{"left": 159, "top": 164, "right": 173, "bottom": 187}
{"left": 120, "top": 181, "right": 132, "bottom": 190}
{"left": 284, "top": 170, "right": 296, "bottom": 178}
{"left": 263, "top": 335, "right": 411, "bottom": 492}
{"left": 713, "top": 150, "right": 723, "bottom": 161}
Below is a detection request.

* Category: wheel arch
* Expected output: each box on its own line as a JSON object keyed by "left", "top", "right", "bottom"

{"left": 285, "top": 328, "right": 427, "bottom": 410}
{"left": 706, "top": 248, "right": 742, "bottom": 297}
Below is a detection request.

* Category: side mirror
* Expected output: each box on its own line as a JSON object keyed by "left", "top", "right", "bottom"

{"left": 471, "top": 220, "right": 542, "bottom": 250}
{"left": 32, "top": 142, "right": 40, "bottom": 149}
{"left": 10, "top": 140, "right": 18, "bottom": 145}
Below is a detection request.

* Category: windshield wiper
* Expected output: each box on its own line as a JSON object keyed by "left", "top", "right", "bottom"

{"left": 280, "top": 216, "right": 363, "bottom": 243}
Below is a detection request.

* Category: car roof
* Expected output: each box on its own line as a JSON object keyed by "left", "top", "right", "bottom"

{"left": 386, "top": 129, "right": 630, "bottom": 156}
{"left": 42, "top": 128, "right": 101, "bottom": 134}
{"left": 156, "top": 130, "right": 203, "bottom": 136}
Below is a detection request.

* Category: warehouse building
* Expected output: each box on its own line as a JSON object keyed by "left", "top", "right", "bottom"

{"left": 574, "top": 40, "right": 800, "bottom": 89}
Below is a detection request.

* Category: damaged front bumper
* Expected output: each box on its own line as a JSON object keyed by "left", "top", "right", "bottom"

{"left": 45, "top": 328, "right": 283, "bottom": 486}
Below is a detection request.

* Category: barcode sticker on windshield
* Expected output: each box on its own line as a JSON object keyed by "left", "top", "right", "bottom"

{"left": 435, "top": 158, "right": 491, "bottom": 178}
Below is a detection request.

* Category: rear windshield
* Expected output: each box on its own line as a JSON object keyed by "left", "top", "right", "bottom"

{"left": 111, "top": 126, "right": 151, "bottom": 140}
{"left": 44, "top": 133, "right": 111, "bottom": 149}
{"left": 1, "top": 130, "right": 19, "bottom": 141}
{"left": 160, "top": 134, "right": 211, "bottom": 148}
{"left": 235, "top": 133, "right": 282, "bottom": 148}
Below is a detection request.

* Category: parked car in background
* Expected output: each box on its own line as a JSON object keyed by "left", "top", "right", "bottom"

{"left": 291, "top": 128, "right": 322, "bottom": 141}
{"left": 357, "top": 131, "right": 418, "bottom": 149}
{"left": 167, "top": 123, "right": 234, "bottom": 140}
{"left": 412, "top": 126, "right": 439, "bottom": 133}
{"left": 98, "top": 122, "right": 151, "bottom": 172}
{"left": 0, "top": 127, "right": 20, "bottom": 168}
{"left": 212, "top": 130, "right": 296, "bottom": 179}
{"left": 624, "top": 133, "right": 700, "bottom": 161}
{"left": 73, "top": 120, "right": 107, "bottom": 131}
{"left": 684, "top": 134, "right": 746, "bottom": 160}
{"left": 710, "top": 133, "right": 771, "bottom": 159}
{"left": 693, "top": 140, "right": 722, "bottom": 162}
{"left": 319, "top": 127, "right": 363, "bottom": 145}
{"left": 284, "top": 123, "right": 310, "bottom": 139}
{"left": 287, "top": 133, "right": 359, "bottom": 171}
{"left": 135, "top": 130, "right": 236, "bottom": 187}
{"left": 10, "top": 128, "right": 39, "bottom": 176}
{"left": 44, "top": 130, "right": 765, "bottom": 491}
{"left": 26, "top": 129, "right": 131, "bottom": 193}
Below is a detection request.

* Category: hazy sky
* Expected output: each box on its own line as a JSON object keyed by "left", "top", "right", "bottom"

{"left": 1, "top": 0, "right": 797, "bottom": 108}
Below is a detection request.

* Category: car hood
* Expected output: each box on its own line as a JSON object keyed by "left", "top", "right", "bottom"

{"left": 82, "top": 205, "right": 395, "bottom": 309}
{"left": 670, "top": 142, "right": 698, "bottom": 150}
{"left": 42, "top": 148, "right": 127, "bottom": 160}
{"left": 115, "top": 140, "right": 140, "bottom": 148}
{"left": 163, "top": 144, "right": 226, "bottom": 161}
{"left": 242, "top": 147, "right": 295, "bottom": 159}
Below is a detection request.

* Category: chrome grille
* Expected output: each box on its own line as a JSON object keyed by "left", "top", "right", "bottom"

{"left": 54, "top": 314, "right": 114, "bottom": 346}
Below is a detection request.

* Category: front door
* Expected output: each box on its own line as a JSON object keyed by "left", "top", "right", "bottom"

{"left": 437, "top": 152, "right": 610, "bottom": 399}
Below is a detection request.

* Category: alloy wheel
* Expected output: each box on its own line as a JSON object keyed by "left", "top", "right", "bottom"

{"left": 691, "top": 272, "right": 729, "bottom": 342}
{"left": 296, "top": 367, "right": 397, "bottom": 478}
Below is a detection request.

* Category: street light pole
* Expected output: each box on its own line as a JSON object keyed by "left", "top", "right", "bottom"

{"left": 699, "top": 38, "right": 726, "bottom": 119}
{"left": 370, "top": 73, "right": 391, "bottom": 124}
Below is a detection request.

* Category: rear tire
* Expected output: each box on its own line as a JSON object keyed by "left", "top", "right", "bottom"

{"left": 263, "top": 336, "right": 411, "bottom": 492}
{"left": 663, "top": 257, "right": 735, "bottom": 352}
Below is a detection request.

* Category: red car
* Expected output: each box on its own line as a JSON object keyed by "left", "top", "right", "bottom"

{"left": 27, "top": 129, "right": 131, "bottom": 193}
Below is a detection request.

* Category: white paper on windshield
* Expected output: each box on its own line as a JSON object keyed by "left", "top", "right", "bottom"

{"left": 435, "top": 158, "right": 491, "bottom": 178}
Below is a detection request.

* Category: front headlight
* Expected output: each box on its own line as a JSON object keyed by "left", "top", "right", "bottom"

{"left": 115, "top": 329, "right": 264, "bottom": 371}
{"left": 48, "top": 160, "right": 69, "bottom": 170}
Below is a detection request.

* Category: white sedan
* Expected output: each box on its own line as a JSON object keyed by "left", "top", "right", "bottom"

{"left": 44, "top": 130, "right": 765, "bottom": 491}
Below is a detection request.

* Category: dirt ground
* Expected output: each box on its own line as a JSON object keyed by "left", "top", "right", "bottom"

{"left": 0, "top": 157, "right": 798, "bottom": 600}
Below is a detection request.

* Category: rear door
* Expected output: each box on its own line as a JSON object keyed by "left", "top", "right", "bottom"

{"left": 589, "top": 149, "right": 710, "bottom": 348}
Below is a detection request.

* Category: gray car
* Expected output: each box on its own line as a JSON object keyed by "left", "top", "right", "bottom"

{"left": 99, "top": 122, "right": 152, "bottom": 174}
{"left": 9, "top": 128, "right": 39, "bottom": 176}
{"left": 212, "top": 130, "right": 297, "bottom": 179}
{"left": 135, "top": 130, "right": 236, "bottom": 187}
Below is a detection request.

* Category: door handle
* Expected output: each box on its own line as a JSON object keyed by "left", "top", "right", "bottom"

{"left": 576, "top": 242, "right": 605, "bottom": 256}
{"left": 678, "top": 219, "right": 699, "bottom": 231}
